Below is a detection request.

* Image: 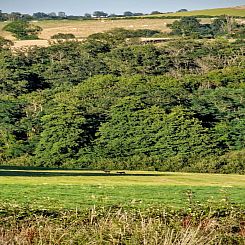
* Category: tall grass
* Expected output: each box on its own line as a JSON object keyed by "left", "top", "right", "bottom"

{"left": 0, "top": 210, "right": 217, "bottom": 244}
{"left": 0, "top": 204, "right": 244, "bottom": 244}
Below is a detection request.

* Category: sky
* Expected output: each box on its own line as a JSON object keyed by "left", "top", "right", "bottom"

{"left": 0, "top": 0, "right": 245, "bottom": 15}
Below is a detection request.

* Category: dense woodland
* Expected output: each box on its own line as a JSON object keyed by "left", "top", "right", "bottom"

{"left": 0, "top": 22, "right": 245, "bottom": 172}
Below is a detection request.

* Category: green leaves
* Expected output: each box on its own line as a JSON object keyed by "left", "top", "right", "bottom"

{"left": 0, "top": 32, "right": 244, "bottom": 172}
{"left": 96, "top": 97, "right": 213, "bottom": 164}
{"left": 0, "top": 98, "right": 26, "bottom": 162}
{"left": 34, "top": 95, "right": 87, "bottom": 166}
{"left": 3, "top": 20, "right": 42, "bottom": 40}
{"left": 169, "top": 16, "right": 240, "bottom": 38}
{"left": 170, "top": 17, "right": 201, "bottom": 37}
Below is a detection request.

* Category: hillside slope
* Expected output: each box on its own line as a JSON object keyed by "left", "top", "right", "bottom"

{"left": 152, "top": 6, "right": 245, "bottom": 17}
{"left": 0, "top": 19, "right": 174, "bottom": 40}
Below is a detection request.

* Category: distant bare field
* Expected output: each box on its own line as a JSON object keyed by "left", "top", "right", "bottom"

{"left": 12, "top": 39, "right": 86, "bottom": 49}
{"left": 0, "top": 19, "right": 173, "bottom": 39}
{"left": 0, "top": 18, "right": 176, "bottom": 48}
{"left": 38, "top": 19, "right": 173, "bottom": 39}
{"left": 0, "top": 18, "right": 173, "bottom": 40}
{"left": 12, "top": 39, "right": 50, "bottom": 48}
{"left": 1, "top": 17, "right": 239, "bottom": 49}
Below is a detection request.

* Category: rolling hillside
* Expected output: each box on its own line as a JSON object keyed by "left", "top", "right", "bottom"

{"left": 151, "top": 6, "right": 245, "bottom": 17}
{"left": 0, "top": 5, "right": 244, "bottom": 45}
{"left": 0, "top": 18, "right": 174, "bottom": 41}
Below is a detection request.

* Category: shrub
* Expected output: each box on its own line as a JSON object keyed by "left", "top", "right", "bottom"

{"left": 51, "top": 33, "right": 76, "bottom": 39}
{"left": 0, "top": 36, "right": 13, "bottom": 48}
{"left": 187, "top": 149, "right": 245, "bottom": 174}
{"left": 3, "top": 20, "right": 42, "bottom": 40}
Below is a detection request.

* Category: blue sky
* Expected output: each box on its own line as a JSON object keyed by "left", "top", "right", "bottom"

{"left": 1, "top": 0, "right": 245, "bottom": 15}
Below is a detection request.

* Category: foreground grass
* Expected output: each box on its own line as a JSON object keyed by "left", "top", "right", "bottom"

{"left": 0, "top": 204, "right": 244, "bottom": 244}
{"left": 0, "top": 169, "right": 244, "bottom": 244}
{"left": 0, "top": 169, "right": 244, "bottom": 209}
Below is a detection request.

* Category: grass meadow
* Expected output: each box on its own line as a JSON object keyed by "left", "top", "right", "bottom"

{"left": 1, "top": 168, "right": 245, "bottom": 244}
{"left": 150, "top": 7, "right": 245, "bottom": 17}
{"left": 0, "top": 168, "right": 244, "bottom": 209}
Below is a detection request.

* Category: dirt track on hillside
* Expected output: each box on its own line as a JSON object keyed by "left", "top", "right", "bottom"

{"left": 12, "top": 39, "right": 85, "bottom": 49}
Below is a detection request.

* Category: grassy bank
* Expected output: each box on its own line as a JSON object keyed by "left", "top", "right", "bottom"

{"left": 0, "top": 169, "right": 244, "bottom": 244}
{"left": 149, "top": 7, "right": 245, "bottom": 17}
{"left": 0, "top": 203, "right": 244, "bottom": 244}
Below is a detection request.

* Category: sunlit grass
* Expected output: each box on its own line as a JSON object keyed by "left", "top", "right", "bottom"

{"left": 150, "top": 7, "right": 245, "bottom": 17}
{"left": 0, "top": 169, "right": 244, "bottom": 209}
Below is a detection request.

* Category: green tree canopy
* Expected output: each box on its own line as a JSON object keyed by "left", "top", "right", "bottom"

{"left": 169, "top": 17, "right": 201, "bottom": 37}
{"left": 3, "top": 20, "right": 42, "bottom": 40}
{"left": 96, "top": 97, "right": 214, "bottom": 165}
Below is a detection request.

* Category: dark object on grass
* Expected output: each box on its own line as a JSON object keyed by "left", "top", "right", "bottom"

{"left": 117, "top": 171, "right": 126, "bottom": 175}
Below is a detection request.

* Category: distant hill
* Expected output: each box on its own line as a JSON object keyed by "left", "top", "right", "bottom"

{"left": 151, "top": 6, "right": 245, "bottom": 17}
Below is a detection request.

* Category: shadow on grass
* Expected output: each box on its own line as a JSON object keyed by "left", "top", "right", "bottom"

{"left": 0, "top": 167, "right": 165, "bottom": 177}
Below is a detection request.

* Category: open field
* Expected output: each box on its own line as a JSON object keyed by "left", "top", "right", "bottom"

{"left": 0, "top": 168, "right": 244, "bottom": 209}
{"left": 0, "top": 19, "right": 174, "bottom": 41}
{"left": 151, "top": 6, "right": 245, "bottom": 17}
{"left": 0, "top": 18, "right": 210, "bottom": 48}
{"left": 0, "top": 6, "right": 244, "bottom": 42}
{"left": 0, "top": 19, "right": 174, "bottom": 48}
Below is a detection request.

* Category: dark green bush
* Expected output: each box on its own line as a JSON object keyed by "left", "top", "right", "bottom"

{"left": 3, "top": 20, "right": 42, "bottom": 40}
{"left": 51, "top": 33, "right": 76, "bottom": 39}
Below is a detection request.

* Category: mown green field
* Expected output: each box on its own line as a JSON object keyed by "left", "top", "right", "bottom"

{"left": 151, "top": 7, "right": 245, "bottom": 17}
{"left": 1, "top": 168, "right": 244, "bottom": 209}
